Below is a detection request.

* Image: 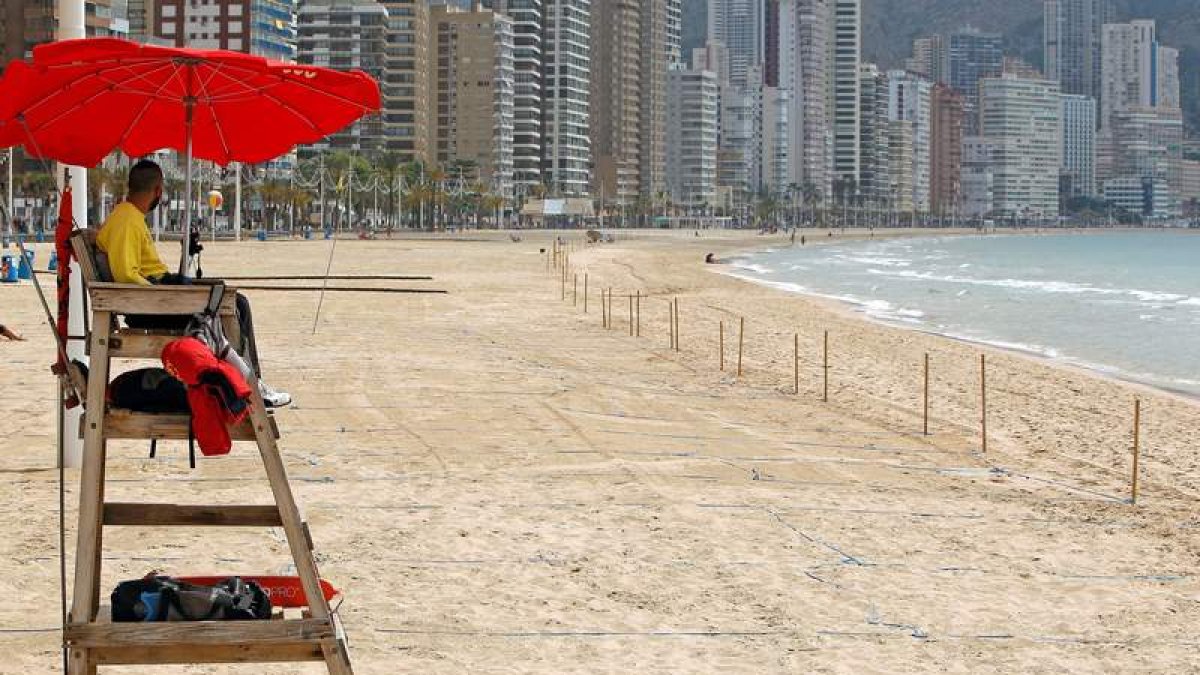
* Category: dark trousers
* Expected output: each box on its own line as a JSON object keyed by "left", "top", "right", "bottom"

{"left": 125, "top": 281, "right": 262, "bottom": 377}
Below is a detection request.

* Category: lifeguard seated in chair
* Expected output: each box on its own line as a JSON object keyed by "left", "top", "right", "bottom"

{"left": 97, "top": 159, "right": 292, "bottom": 407}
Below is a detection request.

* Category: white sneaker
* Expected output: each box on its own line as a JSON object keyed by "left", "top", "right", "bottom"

{"left": 259, "top": 381, "right": 293, "bottom": 408}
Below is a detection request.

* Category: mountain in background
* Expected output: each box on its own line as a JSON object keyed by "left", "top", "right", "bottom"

{"left": 681, "top": 0, "right": 1199, "bottom": 134}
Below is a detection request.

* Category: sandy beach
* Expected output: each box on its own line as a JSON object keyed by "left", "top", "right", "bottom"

{"left": 1, "top": 228, "right": 1198, "bottom": 673}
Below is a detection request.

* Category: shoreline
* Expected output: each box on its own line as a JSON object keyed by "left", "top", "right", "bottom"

{"left": 711, "top": 232, "right": 1200, "bottom": 408}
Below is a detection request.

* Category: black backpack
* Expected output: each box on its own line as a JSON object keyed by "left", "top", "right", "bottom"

{"left": 112, "top": 575, "right": 272, "bottom": 622}
{"left": 107, "top": 368, "right": 189, "bottom": 413}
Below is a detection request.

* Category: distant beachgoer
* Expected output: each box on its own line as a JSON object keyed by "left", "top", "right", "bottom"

{"left": 0, "top": 321, "right": 24, "bottom": 341}
{"left": 800, "top": 235, "right": 806, "bottom": 246}
{"left": 705, "top": 253, "right": 718, "bottom": 264}
{"left": 790, "top": 230, "right": 796, "bottom": 245}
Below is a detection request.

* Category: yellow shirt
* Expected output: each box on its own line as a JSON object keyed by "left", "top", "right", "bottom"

{"left": 97, "top": 202, "right": 168, "bottom": 285}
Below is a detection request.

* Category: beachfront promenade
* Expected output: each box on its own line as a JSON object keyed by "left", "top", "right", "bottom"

{"left": 1, "top": 230, "right": 1197, "bottom": 673}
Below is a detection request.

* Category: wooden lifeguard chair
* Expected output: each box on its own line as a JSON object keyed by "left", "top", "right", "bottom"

{"left": 62, "top": 230, "right": 352, "bottom": 674}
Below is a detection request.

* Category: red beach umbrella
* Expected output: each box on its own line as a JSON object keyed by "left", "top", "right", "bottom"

{"left": 0, "top": 38, "right": 381, "bottom": 273}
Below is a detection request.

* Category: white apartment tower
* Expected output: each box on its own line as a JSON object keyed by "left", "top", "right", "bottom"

{"left": 761, "top": 87, "right": 792, "bottom": 196}
{"left": 979, "top": 74, "right": 1062, "bottom": 219}
{"left": 541, "top": 0, "right": 592, "bottom": 196}
{"left": 1060, "top": 93, "right": 1096, "bottom": 198}
{"left": 1100, "top": 20, "right": 1181, "bottom": 131}
{"left": 830, "top": 0, "right": 860, "bottom": 197}
{"left": 778, "top": 0, "right": 830, "bottom": 198}
{"left": 667, "top": 63, "right": 720, "bottom": 208}
{"left": 887, "top": 70, "right": 932, "bottom": 212}
{"left": 492, "top": 0, "right": 544, "bottom": 194}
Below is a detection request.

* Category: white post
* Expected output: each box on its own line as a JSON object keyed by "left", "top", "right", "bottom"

{"left": 57, "top": 0, "right": 86, "bottom": 469}
{"left": 233, "top": 161, "right": 242, "bottom": 241}
{"left": 5, "top": 148, "right": 12, "bottom": 238}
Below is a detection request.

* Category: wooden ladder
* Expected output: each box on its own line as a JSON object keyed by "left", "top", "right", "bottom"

{"left": 63, "top": 233, "right": 352, "bottom": 674}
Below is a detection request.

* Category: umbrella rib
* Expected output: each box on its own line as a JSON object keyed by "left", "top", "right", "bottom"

{"left": 111, "top": 61, "right": 188, "bottom": 154}
{"left": 20, "top": 61, "right": 179, "bottom": 127}
{"left": 195, "top": 64, "right": 233, "bottom": 161}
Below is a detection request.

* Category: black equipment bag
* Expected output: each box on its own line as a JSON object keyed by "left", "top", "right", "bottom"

{"left": 111, "top": 575, "right": 272, "bottom": 622}
{"left": 107, "top": 367, "right": 189, "bottom": 413}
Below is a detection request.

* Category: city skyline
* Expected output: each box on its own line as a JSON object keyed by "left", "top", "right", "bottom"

{"left": 0, "top": 0, "right": 1197, "bottom": 222}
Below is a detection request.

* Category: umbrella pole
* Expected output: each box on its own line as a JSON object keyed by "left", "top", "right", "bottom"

{"left": 178, "top": 102, "right": 194, "bottom": 276}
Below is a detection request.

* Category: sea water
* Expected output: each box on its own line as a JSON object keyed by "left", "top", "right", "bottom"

{"left": 727, "top": 232, "right": 1200, "bottom": 397}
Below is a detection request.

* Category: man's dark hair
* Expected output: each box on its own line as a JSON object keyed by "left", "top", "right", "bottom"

{"left": 128, "top": 159, "right": 163, "bottom": 195}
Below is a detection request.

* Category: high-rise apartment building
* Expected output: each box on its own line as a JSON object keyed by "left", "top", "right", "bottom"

{"left": 3, "top": 0, "right": 126, "bottom": 69}
{"left": 760, "top": 87, "right": 791, "bottom": 196}
{"left": 666, "top": 63, "right": 720, "bottom": 208}
{"left": 707, "top": 0, "right": 765, "bottom": 87}
{"left": 381, "top": 0, "right": 430, "bottom": 161}
{"left": 946, "top": 28, "right": 1004, "bottom": 134}
{"left": 979, "top": 74, "right": 1062, "bottom": 219}
{"left": 1104, "top": 106, "right": 1184, "bottom": 218}
{"left": 428, "top": 4, "right": 515, "bottom": 199}
{"left": 297, "top": 1, "right": 389, "bottom": 153}
{"left": 150, "top": 0, "right": 296, "bottom": 59}
{"left": 1059, "top": 93, "right": 1096, "bottom": 198}
{"left": 764, "top": 0, "right": 780, "bottom": 87}
{"left": 830, "top": 0, "right": 860, "bottom": 196}
{"left": 718, "top": 85, "right": 756, "bottom": 199}
{"left": 887, "top": 70, "right": 931, "bottom": 212}
{"left": 858, "top": 63, "right": 890, "bottom": 206}
{"left": 491, "top": 0, "right": 543, "bottom": 194}
{"left": 591, "top": 0, "right": 641, "bottom": 203}
{"left": 905, "top": 36, "right": 945, "bottom": 84}
{"left": 961, "top": 135, "right": 995, "bottom": 216}
{"left": 639, "top": 0, "right": 677, "bottom": 198}
{"left": 930, "top": 83, "right": 964, "bottom": 215}
{"left": 1044, "top": 0, "right": 1114, "bottom": 107}
{"left": 887, "top": 120, "right": 914, "bottom": 212}
{"left": 541, "top": 0, "right": 592, "bottom": 196}
{"left": 778, "top": 0, "right": 830, "bottom": 197}
{"left": 1100, "top": 20, "right": 1180, "bottom": 131}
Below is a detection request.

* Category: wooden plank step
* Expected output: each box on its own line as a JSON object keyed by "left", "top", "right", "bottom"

{"left": 65, "top": 618, "right": 332, "bottom": 648}
{"left": 102, "top": 503, "right": 283, "bottom": 527}
{"left": 108, "top": 329, "right": 183, "bottom": 359}
{"left": 65, "top": 618, "right": 332, "bottom": 665}
{"left": 83, "top": 409, "right": 278, "bottom": 441}
{"left": 89, "top": 642, "right": 325, "bottom": 666}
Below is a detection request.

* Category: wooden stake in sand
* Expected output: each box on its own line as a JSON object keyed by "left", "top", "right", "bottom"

{"left": 667, "top": 300, "right": 674, "bottom": 348}
{"left": 719, "top": 321, "right": 725, "bottom": 371}
{"left": 636, "top": 291, "right": 641, "bottom": 337}
{"left": 673, "top": 298, "right": 680, "bottom": 351}
{"left": 737, "top": 317, "right": 745, "bottom": 378}
{"left": 822, "top": 330, "right": 830, "bottom": 403}
{"left": 794, "top": 333, "right": 799, "bottom": 395}
{"left": 628, "top": 294, "right": 634, "bottom": 336}
{"left": 1131, "top": 398, "right": 1142, "bottom": 504}
{"left": 584, "top": 274, "right": 589, "bottom": 313}
{"left": 923, "top": 353, "right": 930, "bottom": 436}
{"left": 573, "top": 274, "right": 578, "bottom": 306}
{"left": 607, "top": 288, "right": 614, "bottom": 330}
{"left": 980, "top": 353, "right": 988, "bottom": 454}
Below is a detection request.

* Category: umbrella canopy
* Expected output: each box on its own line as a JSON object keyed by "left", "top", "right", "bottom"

{"left": 0, "top": 38, "right": 381, "bottom": 167}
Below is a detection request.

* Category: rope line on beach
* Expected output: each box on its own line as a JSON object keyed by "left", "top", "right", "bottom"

{"left": 375, "top": 628, "right": 791, "bottom": 638}
{"left": 550, "top": 260, "right": 1166, "bottom": 507}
